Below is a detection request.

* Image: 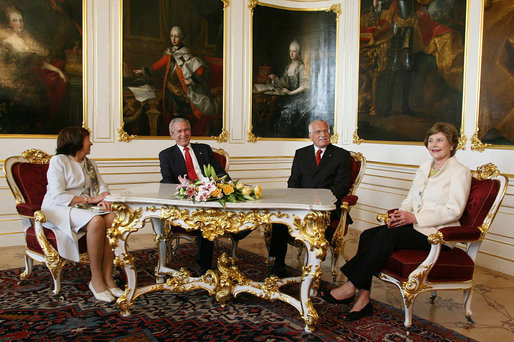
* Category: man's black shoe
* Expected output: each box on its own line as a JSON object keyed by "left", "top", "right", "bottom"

{"left": 268, "top": 263, "right": 288, "bottom": 278}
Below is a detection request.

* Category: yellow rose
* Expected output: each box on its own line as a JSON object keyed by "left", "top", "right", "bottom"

{"left": 211, "top": 188, "right": 221, "bottom": 197}
{"left": 254, "top": 185, "right": 262, "bottom": 199}
{"left": 242, "top": 186, "right": 252, "bottom": 196}
{"left": 236, "top": 182, "right": 244, "bottom": 190}
{"left": 222, "top": 184, "right": 234, "bottom": 195}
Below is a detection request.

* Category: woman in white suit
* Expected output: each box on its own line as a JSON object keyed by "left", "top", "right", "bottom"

{"left": 320, "top": 122, "right": 471, "bottom": 321}
{"left": 42, "top": 127, "right": 123, "bottom": 302}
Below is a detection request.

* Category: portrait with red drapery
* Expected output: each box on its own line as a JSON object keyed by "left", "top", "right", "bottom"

{"left": 0, "top": 0, "right": 83, "bottom": 135}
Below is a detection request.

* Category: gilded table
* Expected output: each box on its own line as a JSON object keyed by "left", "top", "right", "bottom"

{"left": 106, "top": 183, "right": 336, "bottom": 332}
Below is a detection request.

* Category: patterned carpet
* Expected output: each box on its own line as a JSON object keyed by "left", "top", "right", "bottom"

{"left": 0, "top": 243, "right": 475, "bottom": 341}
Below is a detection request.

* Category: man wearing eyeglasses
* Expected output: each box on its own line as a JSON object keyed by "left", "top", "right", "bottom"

{"left": 268, "top": 119, "right": 352, "bottom": 277}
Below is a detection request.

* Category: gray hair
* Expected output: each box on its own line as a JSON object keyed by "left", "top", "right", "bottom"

{"left": 308, "top": 119, "right": 330, "bottom": 133}
{"left": 169, "top": 118, "right": 191, "bottom": 135}
{"left": 170, "top": 26, "right": 183, "bottom": 38}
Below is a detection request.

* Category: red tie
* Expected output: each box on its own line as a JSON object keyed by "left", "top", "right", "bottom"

{"left": 184, "top": 146, "right": 199, "bottom": 181}
{"left": 315, "top": 149, "right": 322, "bottom": 167}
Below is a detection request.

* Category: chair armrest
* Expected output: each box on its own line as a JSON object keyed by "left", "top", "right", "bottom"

{"left": 376, "top": 208, "right": 398, "bottom": 224}
{"left": 434, "top": 226, "right": 483, "bottom": 242}
{"left": 340, "top": 195, "right": 358, "bottom": 209}
{"left": 16, "top": 203, "right": 41, "bottom": 217}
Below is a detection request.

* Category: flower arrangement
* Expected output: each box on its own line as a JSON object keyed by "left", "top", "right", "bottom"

{"left": 175, "top": 164, "right": 262, "bottom": 207}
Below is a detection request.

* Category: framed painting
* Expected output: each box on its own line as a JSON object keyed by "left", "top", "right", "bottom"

{"left": 0, "top": 0, "right": 83, "bottom": 136}
{"left": 249, "top": 3, "right": 339, "bottom": 141}
{"left": 355, "top": 0, "right": 467, "bottom": 143}
{"left": 473, "top": 0, "right": 513, "bottom": 150}
{"left": 120, "top": 0, "right": 227, "bottom": 141}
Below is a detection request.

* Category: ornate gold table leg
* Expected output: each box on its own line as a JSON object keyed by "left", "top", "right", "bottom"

{"left": 108, "top": 203, "right": 143, "bottom": 317}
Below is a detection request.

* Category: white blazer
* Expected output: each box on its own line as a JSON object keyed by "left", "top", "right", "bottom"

{"left": 399, "top": 156, "right": 471, "bottom": 236}
{"left": 41, "top": 154, "right": 109, "bottom": 261}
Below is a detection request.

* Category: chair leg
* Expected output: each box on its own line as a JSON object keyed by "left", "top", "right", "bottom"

{"left": 19, "top": 254, "right": 34, "bottom": 283}
{"left": 401, "top": 294, "right": 416, "bottom": 328}
{"left": 173, "top": 237, "right": 180, "bottom": 255}
{"left": 231, "top": 239, "right": 238, "bottom": 259}
{"left": 429, "top": 291, "right": 437, "bottom": 304}
{"left": 45, "top": 258, "right": 65, "bottom": 295}
{"left": 330, "top": 248, "right": 339, "bottom": 282}
{"left": 463, "top": 287, "right": 474, "bottom": 324}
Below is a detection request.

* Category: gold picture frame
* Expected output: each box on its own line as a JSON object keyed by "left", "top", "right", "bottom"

{"left": 0, "top": 0, "right": 86, "bottom": 137}
{"left": 248, "top": 2, "right": 341, "bottom": 142}
{"left": 118, "top": 0, "right": 229, "bottom": 142}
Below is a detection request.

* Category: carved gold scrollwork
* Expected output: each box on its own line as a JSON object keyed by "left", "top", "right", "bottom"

{"left": 21, "top": 149, "right": 51, "bottom": 163}
{"left": 215, "top": 128, "right": 228, "bottom": 142}
{"left": 470, "top": 130, "right": 490, "bottom": 152}
{"left": 260, "top": 276, "right": 280, "bottom": 300}
{"left": 215, "top": 253, "right": 249, "bottom": 305}
{"left": 293, "top": 211, "right": 330, "bottom": 259}
{"left": 353, "top": 130, "right": 363, "bottom": 144}
{"left": 221, "top": 0, "right": 230, "bottom": 9}
{"left": 330, "top": 133, "right": 339, "bottom": 144}
{"left": 471, "top": 163, "right": 499, "bottom": 180}
{"left": 329, "top": 4, "right": 342, "bottom": 16}
{"left": 248, "top": 0, "right": 259, "bottom": 11}
{"left": 428, "top": 231, "right": 444, "bottom": 245}
{"left": 304, "top": 299, "right": 319, "bottom": 330}
{"left": 247, "top": 130, "right": 258, "bottom": 143}
{"left": 402, "top": 265, "right": 431, "bottom": 306}
{"left": 109, "top": 203, "right": 143, "bottom": 248}
{"left": 113, "top": 252, "right": 135, "bottom": 271}
{"left": 37, "top": 231, "right": 62, "bottom": 268}
{"left": 302, "top": 264, "right": 322, "bottom": 292}
{"left": 376, "top": 212, "right": 390, "bottom": 224}
{"left": 117, "top": 295, "right": 133, "bottom": 316}
{"left": 457, "top": 130, "right": 467, "bottom": 151}
{"left": 117, "top": 127, "right": 136, "bottom": 142}
{"left": 159, "top": 207, "right": 280, "bottom": 241}
{"left": 166, "top": 269, "right": 195, "bottom": 291}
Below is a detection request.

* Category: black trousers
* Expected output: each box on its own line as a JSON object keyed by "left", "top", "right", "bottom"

{"left": 340, "top": 224, "right": 432, "bottom": 291}
{"left": 268, "top": 224, "right": 291, "bottom": 265}
{"left": 197, "top": 231, "right": 252, "bottom": 271}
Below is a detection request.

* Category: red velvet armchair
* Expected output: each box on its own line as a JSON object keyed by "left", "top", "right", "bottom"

{"left": 4, "top": 149, "right": 88, "bottom": 295}
{"left": 376, "top": 163, "right": 508, "bottom": 328}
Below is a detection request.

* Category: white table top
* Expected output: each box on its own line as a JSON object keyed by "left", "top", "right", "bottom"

{"left": 107, "top": 183, "right": 336, "bottom": 212}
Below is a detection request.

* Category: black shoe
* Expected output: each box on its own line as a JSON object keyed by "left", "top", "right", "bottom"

{"left": 319, "top": 289, "right": 355, "bottom": 305}
{"left": 342, "top": 302, "right": 373, "bottom": 321}
{"left": 199, "top": 266, "right": 210, "bottom": 276}
{"left": 268, "top": 263, "right": 288, "bottom": 278}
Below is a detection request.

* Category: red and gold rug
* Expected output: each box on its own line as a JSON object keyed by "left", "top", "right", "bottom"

{"left": 0, "top": 244, "right": 474, "bottom": 341}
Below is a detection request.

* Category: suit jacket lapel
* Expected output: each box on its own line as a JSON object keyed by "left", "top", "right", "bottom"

{"left": 172, "top": 145, "right": 187, "bottom": 176}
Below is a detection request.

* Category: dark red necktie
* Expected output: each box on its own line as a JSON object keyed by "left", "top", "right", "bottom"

{"left": 184, "top": 146, "right": 199, "bottom": 181}
{"left": 315, "top": 149, "right": 322, "bottom": 167}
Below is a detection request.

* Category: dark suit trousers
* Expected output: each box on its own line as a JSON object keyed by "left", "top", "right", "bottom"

{"left": 197, "top": 236, "right": 214, "bottom": 271}
{"left": 197, "top": 231, "right": 252, "bottom": 271}
{"left": 268, "top": 224, "right": 292, "bottom": 264}
{"left": 340, "top": 224, "right": 432, "bottom": 291}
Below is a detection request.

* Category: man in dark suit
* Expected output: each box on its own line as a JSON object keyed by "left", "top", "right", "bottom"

{"left": 269, "top": 119, "right": 352, "bottom": 276}
{"left": 159, "top": 117, "right": 228, "bottom": 275}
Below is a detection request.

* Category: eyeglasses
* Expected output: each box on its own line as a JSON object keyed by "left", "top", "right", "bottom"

{"left": 309, "top": 129, "right": 330, "bottom": 135}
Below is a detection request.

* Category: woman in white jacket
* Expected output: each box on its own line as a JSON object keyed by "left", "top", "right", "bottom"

{"left": 320, "top": 122, "right": 471, "bottom": 321}
{"left": 42, "top": 127, "right": 123, "bottom": 302}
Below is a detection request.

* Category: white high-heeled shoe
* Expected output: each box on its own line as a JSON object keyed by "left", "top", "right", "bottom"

{"left": 89, "top": 282, "right": 115, "bottom": 302}
{"left": 108, "top": 286, "right": 125, "bottom": 298}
